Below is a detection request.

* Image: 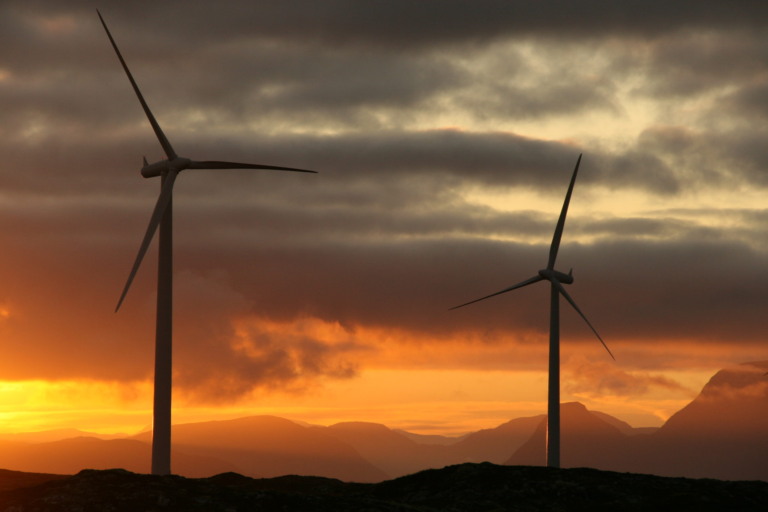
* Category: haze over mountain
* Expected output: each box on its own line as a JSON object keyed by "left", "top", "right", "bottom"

{"left": 0, "top": 429, "right": 129, "bottom": 444}
{"left": 507, "top": 361, "right": 768, "bottom": 481}
{"left": 0, "top": 363, "right": 764, "bottom": 482}
{"left": 625, "top": 360, "right": 768, "bottom": 480}
{"left": 0, "top": 438, "right": 237, "bottom": 478}
{"left": 132, "top": 416, "right": 388, "bottom": 482}
{"left": 507, "top": 402, "right": 629, "bottom": 469}
{"left": 322, "top": 414, "right": 546, "bottom": 478}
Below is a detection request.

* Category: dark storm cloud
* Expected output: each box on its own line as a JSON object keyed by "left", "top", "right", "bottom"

{"left": 100, "top": 225, "right": 766, "bottom": 399}
{"left": 249, "top": 50, "right": 465, "bottom": 114}
{"left": 712, "top": 130, "right": 768, "bottom": 185}
{"left": 7, "top": 1, "right": 768, "bottom": 131}
{"left": 464, "top": 80, "right": 619, "bottom": 121}
{"left": 564, "top": 238, "right": 768, "bottom": 342}
{"left": 162, "top": 227, "right": 768, "bottom": 351}
{"left": 2, "top": 0, "right": 768, "bottom": 393}
{"left": 2, "top": 127, "right": 680, "bottom": 200}
{"left": 580, "top": 216, "right": 694, "bottom": 240}
{"left": 34, "top": 0, "right": 765, "bottom": 49}
{"left": 92, "top": 38, "right": 468, "bottom": 131}
{"left": 726, "top": 79, "right": 768, "bottom": 119}
{"left": 173, "top": 129, "right": 681, "bottom": 194}
{"left": 170, "top": 271, "right": 362, "bottom": 402}
{"left": 638, "top": 30, "right": 768, "bottom": 98}
{"left": 1, "top": 1, "right": 762, "bottom": 198}
{"left": 183, "top": 204, "right": 553, "bottom": 251}
{"left": 635, "top": 123, "right": 768, "bottom": 189}
{"left": 633, "top": 125, "right": 768, "bottom": 192}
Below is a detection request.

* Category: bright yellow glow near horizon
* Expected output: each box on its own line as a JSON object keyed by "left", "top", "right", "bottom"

{"left": 0, "top": 314, "right": 726, "bottom": 438}
{"left": 0, "top": 363, "right": 715, "bottom": 437}
{"left": 0, "top": 380, "right": 152, "bottom": 435}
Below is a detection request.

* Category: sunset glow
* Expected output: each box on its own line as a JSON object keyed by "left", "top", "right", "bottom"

{"left": 0, "top": 365, "right": 706, "bottom": 437}
{"left": 0, "top": 2, "right": 767, "bottom": 457}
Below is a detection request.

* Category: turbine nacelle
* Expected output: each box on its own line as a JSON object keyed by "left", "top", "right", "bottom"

{"left": 141, "top": 157, "right": 192, "bottom": 178}
{"left": 538, "top": 268, "right": 574, "bottom": 284}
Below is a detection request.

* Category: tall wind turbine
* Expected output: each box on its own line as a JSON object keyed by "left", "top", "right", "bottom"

{"left": 451, "top": 154, "right": 613, "bottom": 468}
{"left": 98, "top": 11, "right": 317, "bottom": 476}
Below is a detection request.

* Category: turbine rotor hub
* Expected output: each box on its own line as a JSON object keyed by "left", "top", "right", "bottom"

{"left": 141, "top": 157, "right": 191, "bottom": 177}
{"left": 538, "top": 268, "right": 574, "bottom": 284}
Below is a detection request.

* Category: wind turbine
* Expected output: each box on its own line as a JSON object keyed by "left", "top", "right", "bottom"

{"left": 98, "top": 11, "right": 317, "bottom": 476}
{"left": 450, "top": 154, "right": 613, "bottom": 468}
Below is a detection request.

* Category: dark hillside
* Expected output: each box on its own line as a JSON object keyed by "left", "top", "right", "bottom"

{"left": 1, "top": 463, "right": 767, "bottom": 511}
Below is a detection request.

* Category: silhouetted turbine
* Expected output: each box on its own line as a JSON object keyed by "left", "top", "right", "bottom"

{"left": 98, "top": 10, "right": 316, "bottom": 476}
{"left": 451, "top": 154, "right": 613, "bottom": 468}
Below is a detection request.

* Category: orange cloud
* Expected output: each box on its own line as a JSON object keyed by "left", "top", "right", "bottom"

{"left": 563, "top": 355, "right": 693, "bottom": 397}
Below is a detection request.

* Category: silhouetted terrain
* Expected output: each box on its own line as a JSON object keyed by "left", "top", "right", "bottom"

{"left": 0, "top": 428, "right": 128, "bottom": 443}
{"left": 0, "top": 362, "right": 765, "bottom": 483}
{"left": 0, "top": 437, "right": 238, "bottom": 477}
{"left": 1, "top": 464, "right": 767, "bottom": 511}
{"left": 131, "top": 415, "right": 388, "bottom": 482}
{"left": 322, "top": 415, "right": 543, "bottom": 477}
{"left": 0, "top": 469, "right": 66, "bottom": 493}
{"left": 508, "top": 402, "right": 629, "bottom": 469}
{"left": 507, "top": 361, "right": 768, "bottom": 481}
{"left": 323, "top": 421, "right": 452, "bottom": 477}
{"left": 642, "top": 360, "right": 768, "bottom": 480}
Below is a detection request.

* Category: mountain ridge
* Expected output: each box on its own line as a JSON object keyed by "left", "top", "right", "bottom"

{"left": 1, "top": 464, "right": 767, "bottom": 511}
{"left": 0, "top": 362, "right": 765, "bottom": 482}
{"left": 506, "top": 361, "right": 768, "bottom": 481}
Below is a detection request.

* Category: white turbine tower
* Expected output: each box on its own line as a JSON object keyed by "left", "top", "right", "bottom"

{"left": 451, "top": 154, "right": 613, "bottom": 468}
{"left": 98, "top": 11, "right": 317, "bottom": 475}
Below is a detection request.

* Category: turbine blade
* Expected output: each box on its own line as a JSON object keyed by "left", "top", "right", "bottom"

{"left": 187, "top": 160, "right": 317, "bottom": 173}
{"left": 97, "top": 10, "right": 177, "bottom": 160}
{"left": 550, "top": 278, "right": 615, "bottom": 360}
{"left": 115, "top": 170, "right": 178, "bottom": 312}
{"left": 450, "top": 275, "right": 543, "bottom": 310}
{"left": 547, "top": 154, "right": 582, "bottom": 270}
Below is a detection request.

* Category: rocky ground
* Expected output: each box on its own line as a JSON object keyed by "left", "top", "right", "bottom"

{"left": 1, "top": 463, "right": 767, "bottom": 511}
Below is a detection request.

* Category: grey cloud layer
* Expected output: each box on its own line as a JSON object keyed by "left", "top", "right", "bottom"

{"left": 30, "top": 1, "right": 765, "bottom": 47}
{"left": 1, "top": 1, "right": 767, "bottom": 393}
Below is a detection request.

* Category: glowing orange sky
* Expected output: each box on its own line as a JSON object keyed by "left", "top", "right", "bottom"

{"left": 0, "top": 315, "right": 744, "bottom": 435}
{"left": 2, "top": 2, "right": 768, "bottom": 439}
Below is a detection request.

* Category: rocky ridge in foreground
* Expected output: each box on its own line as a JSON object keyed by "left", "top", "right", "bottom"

{"left": 1, "top": 463, "right": 767, "bottom": 512}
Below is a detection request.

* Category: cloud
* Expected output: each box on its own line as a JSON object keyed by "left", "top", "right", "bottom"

{"left": 173, "top": 129, "right": 686, "bottom": 197}
{"left": 639, "top": 30, "right": 768, "bottom": 98}
{"left": 725, "top": 78, "right": 768, "bottom": 119}
{"left": 173, "top": 295, "right": 364, "bottom": 402}
{"left": 1, "top": 0, "right": 768, "bottom": 400}
{"left": 64, "top": 1, "right": 768, "bottom": 49}
{"left": 564, "top": 356, "right": 691, "bottom": 397}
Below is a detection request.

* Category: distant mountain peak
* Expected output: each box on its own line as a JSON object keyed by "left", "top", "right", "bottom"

{"left": 658, "top": 361, "right": 768, "bottom": 442}
{"left": 328, "top": 421, "right": 393, "bottom": 433}
{"left": 697, "top": 360, "right": 768, "bottom": 400}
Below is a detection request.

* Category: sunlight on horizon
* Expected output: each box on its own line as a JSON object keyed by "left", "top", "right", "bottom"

{"left": 0, "top": 362, "right": 717, "bottom": 436}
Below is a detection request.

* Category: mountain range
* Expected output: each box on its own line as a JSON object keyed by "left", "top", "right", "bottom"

{"left": 0, "top": 361, "right": 765, "bottom": 482}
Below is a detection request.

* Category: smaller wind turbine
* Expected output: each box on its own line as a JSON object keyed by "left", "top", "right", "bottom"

{"left": 98, "top": 10, "right": 316, "bottom": 476}
{"left": 451, "top": 154, "right": 613, "bottom": 468}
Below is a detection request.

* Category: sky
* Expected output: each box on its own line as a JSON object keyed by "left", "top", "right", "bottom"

{"left": 1, "top": 0, "right": 768, "bottom": 437}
